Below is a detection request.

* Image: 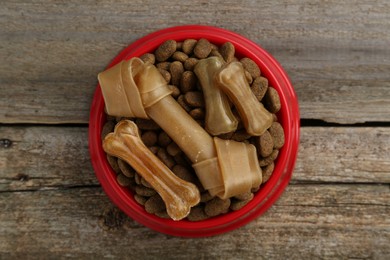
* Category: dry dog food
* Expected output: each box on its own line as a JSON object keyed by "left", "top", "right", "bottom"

{"left": 101, "top": 38, "right": 284, "bottom": 221}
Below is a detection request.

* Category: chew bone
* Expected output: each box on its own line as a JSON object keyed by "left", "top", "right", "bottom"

{"left": 216, "top": 61, "right": 273, "bottom": 136}
{"left": 194, "top": 57, "right": 238, "bottom": 135}
{"left": 103, "top": 120, "right": 200, "bottom": 220}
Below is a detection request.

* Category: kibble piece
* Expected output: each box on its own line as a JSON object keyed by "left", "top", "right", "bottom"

{"left": 184, "top": 91, "right": 205, "bottom": 107}
{"left": 172, "top": 165, "right": 197, "bottom": 183}
{"left": 169, "top": 61, "right": 184, "bottom": 86}
{"left": 219, "top": 42, "right": 235, "bottom": 63}
{"left": 141, "top": 177, "right": 153, "bottom": 188}
{"left": 189, "top": 107, "right": 205, "bottom": 120}
{"left": 101, "top": 120, "right": 115, "bottom": 140}
{"left": 135, "top": 118, "right": 160, "bottom": 131}
{"left": 156, "top": 61, "right": 171, "bottom": 70}
{"left": 106, "top": 155, "right": 121, "bottom": 174}
{"left": 157, "top": 68, "right": 171, "bottom": 83}
{"left": 217, "top": 131, "right": 234, "bottom": 140}
{"left": 166, "top": 142, "right": 181, "bottom": 157}
{"left": 251, "top": 76, "right": 268, "bottom": 101}
{"left": 257, "top": 130, "right": 274, "bottom": 158}
{"left": 200, "top": 191, "right": 214, "bottom": 203}
{"left": 209, "top": 49, "right": 223, "bottom": 58}
{"left": 155, "top": 211, "right": 170, "bottom": 219}
{"left": 269, "top": 122, "right": 285, "bottom": 149}
{"left": 167, "top": 84, "right": 181, "bottom": 98}
{"left": 204, "top": 197, "right": 231, "bottom": 217}
{"left": 134, "top": 172, "right": 142, "bottom": 185}
{"left": 141, "top": 131, "right": 158, "bottom": 147}
{"left": 117, "top": 173, "right": 134, "bottom": 187}
{"left": 187, "top": 205, "right": 209, "bottom": 221}
{"left": 155, "top": 40, "right": 177, "bottom": 62}
{"left": 118, "top": 159, "right": 135, "bottom": 178}
{"left": 134, "top": 194, "right": 148, "bottom": 205}
{"left": 184, "top": 58, "right": 199, "bottom": 71}
{"left": 264, "top": 87, "right": 281, "bottom": 113}
{"left": 234, "top": 191, "right": 254, "bottom": 201}
{"left": 174, "top": 153, "right": 190, "bottom": 166}
{"left": 135, "top": 185, "right": 157, "bottom": 197}
{"left": 140, "top": 53, "right": 155, "bottom": 64}
{"left": 172, "top": 51, "right": 189, "bottom": 62}
{"left": 180, "top": 71, "right": 197, "bottom": 93}
{"left": 193, "top": 38, "right": 212, "bottom": 59}
{"left": 144, "top": 194, "right": 166, "bottom": 213}
{"left": 240, "top": 57, "right": 261, "bottom": 78}
{"left": 262, "top": 162, "right": 275, "bottom": 183}
{"left": 177, "top": 95, "right": 192, "bottom": 112}
{"left": 245, "top": 70, "right": 253, "bottom": 84}
{"left": 230, "top": 198, "right": 252, "bottom": 211}
{"left": 182, "top": 39, "right": 197, "bottom": 54}
{"left": 148, "top": 146, "right": 159, "bottom": 155}
{"left": 158, "top": 132, "right": 172, "bottom": 147}
{"left": 157, "top": 148, "right": 175, "bottom": 169}
{"left": 232, "top": 129, "right": 252, "bottom": 142}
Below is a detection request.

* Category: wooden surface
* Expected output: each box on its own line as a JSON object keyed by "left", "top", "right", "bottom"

{"left": 1, "top": 0, "right": 389, "bottom": 259}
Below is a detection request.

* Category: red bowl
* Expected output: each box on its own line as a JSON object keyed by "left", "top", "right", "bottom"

{"left": 89, "top": 25, "right": 300, "bottom": 237}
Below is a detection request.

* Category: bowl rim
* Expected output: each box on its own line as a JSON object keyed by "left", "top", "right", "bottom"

{"left": 89, "top": 25, "right": 300, "bottom": 237}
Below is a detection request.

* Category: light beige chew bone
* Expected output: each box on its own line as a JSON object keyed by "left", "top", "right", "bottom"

{"left": 103, "top": 120, "right": 200, "bottom": 221}
{"left": 194, "top": 57, "right": 238, "bottom": 135}
{"left": 98, "top": 58, "right": 262, "bottom": 200}
{"left": 216, "top": 61, "right": 273, "bottom": 136}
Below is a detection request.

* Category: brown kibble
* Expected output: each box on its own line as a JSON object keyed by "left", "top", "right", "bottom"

{"left": 219, "top": 42, "right": 235, "bottom": 63}
{"left": 269, "top": 122, "right": 285, "bottom": 149}
{"left": 141, "top": 177, "right": 153, "bottom": 188}
{"left": 134, "top": 194, "right": 147, "bottom": 205}
{"left": 257, "top": 130, "right": 274, "bottom": 158}
{"left": 262, "top": 162, "right": 275, "bottom": 183}
{"left": 251, "top": 185, "right": 261, "bottom": 193}
{"left": 155, "top": 40, "right": 177, "bottom": 62}
{"left": 264, "top": 87, "right": 281, "bottom": 113}
{"left": 245, "top": 70, "right": 253, "bottom": 84}
{"left": 148, "top": 146, "right": 159, "bottom": 155}
{"left": 176, "top": 41, "right": 183, "bottom": 50}
{"left": 135, "top": 185, "right": 157, "bottom": 197}
{"left": 157, "top": 148, "right": 175, "bottom": 169}
{"left": 182, "top": 39, "right": 197, "bottom": 54}
{"left": 174, "top": 153, "right": 190, "bottom": 166}
{"left": 172, "top": 165, "right": 196, "bottom": 183}
{"left": 157, "top": 68, "right": 171, "bottom": 83}
{"left": 169, "top": 61, "right": 184, "bottom": 86}
{"left": 251, "top": 76, "right": 268, "bottom": 101}
{"left": 118, "top": 159, "right": 135, "bottom": 178}
{"left": 240, "top": 57, "right": 261, "bottom": 78}
{"left": 193, "top": 38, "right": 212, "bottom": 59}
{"left": 184, "top": 58, "right": 199, "bottom": 71}
{"left": 167, "top": 142, "right": 182, "bottom": 157}
{"left": 135, "top": 118, "right": 160, "bottom": 131}
{"left": 116, "top": 173, "right": 134, "bottom": 187}
{"left": 230, "top": 198, "right": 252, "bottom": 211}
{"left": 101, "top": 120, "right": 115, "bottom": 140}
{"left": 234, "top": 191, "right": 254, "bottom": 201}
{"left": 158, "top": 132, "right": 172, "bottom": 147}
{"left": 204, "top": 197, "right": 231, "bottom": 217}
{"left": 134, "top": 172, "right": 142, "bottom": 185}
{"left": 184, "top": 91, "right": 205, "bottom": 107}
{"left": 187, "top": 205, "right": 209, "bottom": 221}
{"left": 209, "top": 49, "right": 223, "bottom": 58}
{"left": 200, "top": 191, "right": 214, "bottom": 203}
{"left": 140, "top": 53, "right": 155, "bottom": 64}
{"left": 172, "top": 51, "right": 189, "bottom": 62}
{"left": 259, "top": 148, "right": 279, "bottom": 167}
{"left": 177, "top": 95, "right": 192, "bottom": 112}
{"left": 180, "top": 71, "right": 197, "bottom": 93}
{"left": 232, "top": 129, "right": 252, "bottom": 142}
{"left": 141, "top": 131, "right": 158, "bottom": 147}
{"left": 217, "top": 131, "right": 234, "bottom": 140}
{"left": 156, "top": 61, "right": 171, "bottom": 71}
{"left": 189, "top": 107, "right": 205, "bottom": 120}
{"left": 167, "top": 84, "right": 181, "bottom": 98}
{"left": 145, "top": 194, "right": 166, "bottom": 213}
{"left": 155, "top": 211, "right": 170, "bottom": 219}
{"left": 106, "top": 155, "right": 120, "bottom": 174}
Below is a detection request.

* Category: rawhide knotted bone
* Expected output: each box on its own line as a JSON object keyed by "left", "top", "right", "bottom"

{"left": 216, "top": 61, "right": 273, "bottom": 136}
{"left": 194, "top": 57, "right": 238, "bottom": 135}
{"left": 103, "top": 120, "right": 200, "bottom": 221}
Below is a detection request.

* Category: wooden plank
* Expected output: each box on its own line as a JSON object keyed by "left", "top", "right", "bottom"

{"left": 0, "top": 184, "right": 388, "bottom": 259}
{"left": 1, "top": 126, "right": 389, "bottom": 192}
{"left": 1, "top": 0, "right": 389, "bottom": 124}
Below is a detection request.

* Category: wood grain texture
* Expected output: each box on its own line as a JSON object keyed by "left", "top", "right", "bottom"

{"left": 1, "top": 0, "right": 389, "bottom": 123}
{"left": 1, "top": 126, "right": 389, "bottom": 192}
{"left": 0, "top": 184, "right": 388, "bottom": 259}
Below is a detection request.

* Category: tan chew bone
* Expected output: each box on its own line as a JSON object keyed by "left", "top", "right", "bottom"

{"left": 194, "top": 57, "right": 238, "bottom": 135}
{"left": 103, "top": 120, "right": 200, "bottom": 221}
{"left": 216, "top": 61, "right": 273, "bottom": 136}
{"left": 98, "top": 58, "right": 262, "bottom": 201}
